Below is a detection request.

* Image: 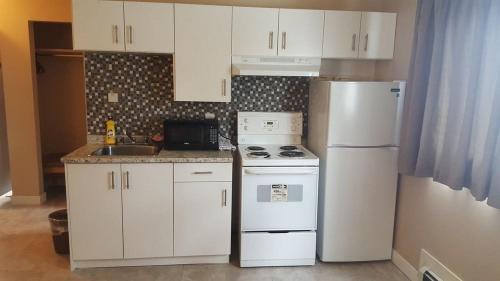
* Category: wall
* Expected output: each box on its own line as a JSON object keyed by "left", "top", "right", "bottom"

{"left": 374, "top": 1, "right": 500, "bottom": 280}
{"left": 0, "top": 1, "right": 71, "bottom": 202}
{"left": 84, "top": 53, "right": 309, "bottom": 141}
{"left": 37, "top": 56, "right": 86, "bottom": 155}
{"left": 0, "top": 62, "right": 11, "bottom": 196}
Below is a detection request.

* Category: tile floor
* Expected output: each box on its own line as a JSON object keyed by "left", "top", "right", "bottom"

{"left": 0, "top": 190, "right": 409, "bottom": 281}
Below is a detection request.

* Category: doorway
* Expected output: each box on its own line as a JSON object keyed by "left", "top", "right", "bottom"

{"left": 33, "top": 22, "right": 86, "bottom": 200}
{"left": 0, "top": 59, "right": 11, "bottom": 197}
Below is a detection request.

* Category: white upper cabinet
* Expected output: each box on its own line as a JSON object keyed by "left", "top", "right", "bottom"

{"left": 123, "top": 2, "right": 174, "bottom": 53}
{"left": 322, "top": 11, "right": 362, "bottom": 59}
{"left": 72, "top": 0, "right": 125, "bottom": 51}
{"left": 232, "top": 7, "right": 279, "bottom": 56}
{"left": 174, "top": 4, "right": 232, "bottom": 102}
{"left": 358, "top": 12, "right": 397, "bottom": 59}
{"left": 73, "top": 0, "right": 174, "bottom": 53}
{"left": 277, "top": 9, "right": 325, "bottom": 57}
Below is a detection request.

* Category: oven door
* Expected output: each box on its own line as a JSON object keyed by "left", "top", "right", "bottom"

{"left": 240, "top": 167, "right": 319, "bottom": 231}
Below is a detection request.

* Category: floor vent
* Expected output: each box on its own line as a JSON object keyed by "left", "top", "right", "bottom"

{"left": 422, "top": 269, "right": 441, "bottom": 281}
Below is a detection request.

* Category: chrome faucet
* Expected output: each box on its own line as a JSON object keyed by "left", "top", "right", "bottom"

{"left": 123, "top": 130, "right": 136, "bottom": 144}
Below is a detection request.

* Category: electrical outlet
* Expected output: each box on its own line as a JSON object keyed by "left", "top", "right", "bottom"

{"left": 108, "top": 91, "right": 119, "bottom": 103}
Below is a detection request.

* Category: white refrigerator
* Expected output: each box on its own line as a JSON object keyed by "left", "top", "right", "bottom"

{"left": 307, "top": 80, "right": 405, "bottom": 262}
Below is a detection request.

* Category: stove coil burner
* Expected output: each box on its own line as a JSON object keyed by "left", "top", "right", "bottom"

{"left": 280, "top": 145, "right": 298, "bottom": 151}
{"left": 279, "top": 151, "right": 305, "bottom": 158}
{"left": 246, "top": 146, "right": 266, "bottom": 151}
{"left": 248, "top": 151, "right": 271, "bottom": 158}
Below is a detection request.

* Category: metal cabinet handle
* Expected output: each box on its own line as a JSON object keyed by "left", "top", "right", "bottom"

{"left": 127, "top": 26, "right": 133, "bottom": 44}
{"left": 112, "top": 25, "right": 119, "bottom": 44}
{"left": 222, "top": 79, "right": 227, "bottom": 97}
{"left": 352, "top": 34, "right": 357, "bottom": 51}
{"left": 282, "top": 32, "right": 287, "bottom": 50}
{"left": 110, "top": 171, "right": 115, "bottom": 190}
{"left": 125, "top": 171, "right": 130, "bottom": 189}
{"left": 364, "top": 34, "right": 369, "bottom": 51}
{"left": 222, "top": 189, "right": 227, "bottom": 206}
{"left": 269, "top": 31, "right": 273, "bottom": 49}
{"left": 193, "top": 171, "right": 213, "bottom": 175}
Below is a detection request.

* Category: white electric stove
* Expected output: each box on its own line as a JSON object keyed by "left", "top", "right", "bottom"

{"left": 237, "top": 112, "right": 319, "bottom": 267}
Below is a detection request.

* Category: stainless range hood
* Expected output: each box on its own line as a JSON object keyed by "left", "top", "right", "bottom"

{"left": 232, "top": 56, "right": 321, "bottom": 77}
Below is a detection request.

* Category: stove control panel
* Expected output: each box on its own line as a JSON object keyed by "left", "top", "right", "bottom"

{"left": 238, "top": 112, "right": 302, "bottom": 134}
{"left": 237, "top": 112, "right": 303, "bottom": 148}
{"left": 262, "top": 120, "right": 279, "bottom": 130}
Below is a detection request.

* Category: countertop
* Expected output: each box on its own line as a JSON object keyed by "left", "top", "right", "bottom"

{"left": 61, "top": 144, "right": 234, "bottom": 164}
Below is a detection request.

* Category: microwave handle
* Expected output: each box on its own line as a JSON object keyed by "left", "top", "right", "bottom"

{"left": 244, "top": 168, "right": 318, "bottom": 175}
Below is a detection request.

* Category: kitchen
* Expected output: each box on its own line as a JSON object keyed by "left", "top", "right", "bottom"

{"left": 0, "top": 1, "right": 499, "bottom": 281}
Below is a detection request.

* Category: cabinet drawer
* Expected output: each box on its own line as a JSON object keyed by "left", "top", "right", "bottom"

{"left": 240, "top": 231, "right": 316, "bottom": 266}
{"left": 174, "top": 163, "right": 232, "bottom": 182}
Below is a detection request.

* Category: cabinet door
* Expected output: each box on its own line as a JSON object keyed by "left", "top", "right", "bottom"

{"left": 323, "top": 11, "right": 362, "bottom": 59}
{"left": 174, "top": 4, "right": 232, "bottom": 102}
{"left": 121, "top": 164, "right": 174, "bottom": 259}
{"left": 72, "top": 0, "right": 125, "bottom": 51}
{"left": 123, "top": 2, "right": 174, "bottom": 53}
{"left": 277, "top": 9, "right": 324, "bottom": 57}
{"left": 174, "top": 182, "right": 232, "bottom": 256}
{"left": 66, "top": 164, "right": 123, "bottom": 260}
{"left": 232, "top": 7, "right": 279, "bottom": 56}
{"left": 359, "top": 12, "right": 397, "bottom": 59}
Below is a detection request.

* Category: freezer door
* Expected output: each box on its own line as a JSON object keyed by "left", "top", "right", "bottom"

{"left": 327, "top": 82, "right": 404, "bottom": 147}
{"left": 317, "top": 147, "right": 398, "bottom": 261}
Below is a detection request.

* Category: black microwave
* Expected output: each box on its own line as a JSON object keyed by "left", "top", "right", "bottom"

{"left": 164, "top": 119, "right": 219, "bottom": 150}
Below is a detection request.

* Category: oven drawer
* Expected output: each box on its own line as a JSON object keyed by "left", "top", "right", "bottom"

{"left": 240, "top": 231, "right": 316, "bottom": 267}
{"left": 240, "top": 167, "right": 319, "bottom": 231}
{"left": 174, "top": 163, "right": 232, "bottom": 182}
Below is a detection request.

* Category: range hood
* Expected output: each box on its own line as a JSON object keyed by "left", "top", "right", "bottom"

{"left": 232, "top": 56, "right": 321, "bottom": 77}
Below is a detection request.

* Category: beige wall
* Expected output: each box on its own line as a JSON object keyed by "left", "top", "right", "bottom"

{"left": 37, "top": 56, "right": 86, "bottom": 155}
{"left": 0, "top": 1, "right": 71, "bottom": 199}
{"left": 374, "top": 1, "right": 500, "bottom": 280}
{"left": 0, "top": 62, "right": 10, "bottom": 196}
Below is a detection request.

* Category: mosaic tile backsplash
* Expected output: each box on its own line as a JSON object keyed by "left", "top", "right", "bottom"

{"left": 85, "top": 53, "right": 310, "bottom": 142}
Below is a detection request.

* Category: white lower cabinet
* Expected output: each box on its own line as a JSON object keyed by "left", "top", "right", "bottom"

{"left": 67, "top": 164, "right": 124, "bottom": 260}
{"left": 66, "top": 161, "right": 232, "bottom": 268}
{"left": 174, "top": 182, "right": 232, "bottom": 256}
{"left": 121, "top": 164, "right": 174, "bottom": 259}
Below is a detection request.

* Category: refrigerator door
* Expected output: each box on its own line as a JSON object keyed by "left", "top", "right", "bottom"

{"left": 317, "top": 147, "right": 398, "bottom": 262}
{"left": 327, "top": 81, "right": 404, "bottom": 147}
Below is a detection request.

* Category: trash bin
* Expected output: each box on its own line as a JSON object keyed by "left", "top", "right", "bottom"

{"left": 48, "top": 209, "right": 69, "bottom": 255}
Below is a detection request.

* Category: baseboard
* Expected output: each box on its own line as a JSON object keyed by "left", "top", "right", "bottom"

{"left": 419, "top": 249, "right": 463, "bottom": 281}
{"left": 11, "top": 193, "right": 47, "bottom": 205}
{"left": 392, "top": 249, "right": 418, "bottom": 281}
{"left": 71, "top": 255, "right": 229, "bottom": 271}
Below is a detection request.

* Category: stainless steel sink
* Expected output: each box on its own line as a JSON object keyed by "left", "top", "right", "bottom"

{"left": 92, "top": 145, "right": 160, "bottom": 156}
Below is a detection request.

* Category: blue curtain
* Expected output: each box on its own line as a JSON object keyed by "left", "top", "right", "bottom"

{"left": 399, "top": 0, "right": 500, "bottom": 208}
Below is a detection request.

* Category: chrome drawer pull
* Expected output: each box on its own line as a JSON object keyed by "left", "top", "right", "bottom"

{"left": 223, "top": 189, "right": 228, "bottom": 206}
{"left": 193, "top": 171, "right": 213, "bottom": 175}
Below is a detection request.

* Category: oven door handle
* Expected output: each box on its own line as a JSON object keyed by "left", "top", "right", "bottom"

{"left": 244, "top": 168, "right": 318, "bottom": 175}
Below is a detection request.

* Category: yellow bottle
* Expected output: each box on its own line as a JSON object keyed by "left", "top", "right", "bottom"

{"left": 105, "top": 118, "right": 116, "bottom": 145}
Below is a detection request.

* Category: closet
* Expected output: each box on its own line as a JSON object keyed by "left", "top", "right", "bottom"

{"left": 33, "top": 22, "right": 86, "bottom": 195}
